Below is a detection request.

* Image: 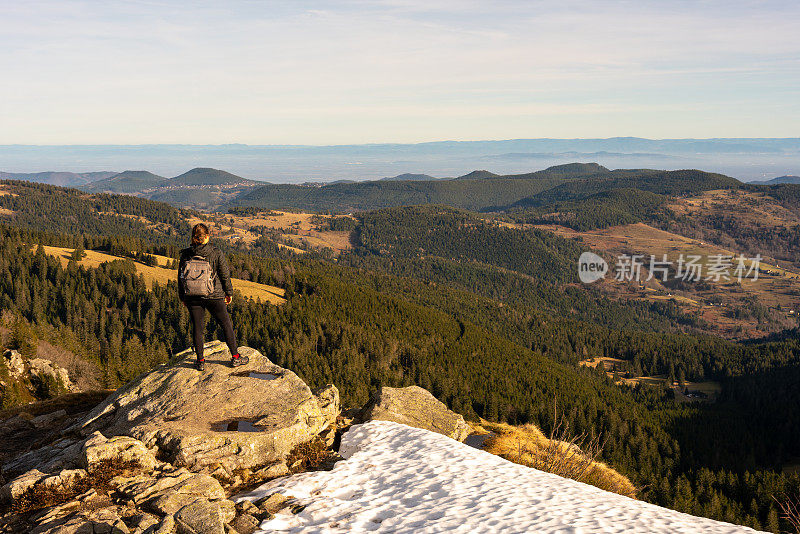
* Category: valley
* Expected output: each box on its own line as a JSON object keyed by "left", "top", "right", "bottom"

{"left": 2, "top": 163, "right": 800, "bottom": 532}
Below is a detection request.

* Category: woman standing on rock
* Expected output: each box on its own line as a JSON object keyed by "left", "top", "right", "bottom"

{"left": 178, "top": 223, "right": 248, "bottom": 371}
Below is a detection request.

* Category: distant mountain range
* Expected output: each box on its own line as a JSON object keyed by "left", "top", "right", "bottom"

{"left": 749, "top": 175, "right": 800, "bottom": 185}
{"left": 84, "top": 167, "right": 256, "bottom": 194}
{"left": 380, "top": 173, "right": 438, "bottom": 181}
{"left": 2, "top": 138, "right": 799, "bottom": 182}
{"left": 228, "top": 163, "right": 740, "bottom": 213}
{"left": 6, "top": 162, "right": 795, "bottom": 214}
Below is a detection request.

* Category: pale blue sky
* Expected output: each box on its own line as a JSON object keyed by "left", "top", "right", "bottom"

{"left": 1, "top": 0, "right": 798, "bottom": 144}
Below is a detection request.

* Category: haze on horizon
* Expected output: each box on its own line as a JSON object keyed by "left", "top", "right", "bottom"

{"left": 1, "top": 0, "right": 798, "bottom": 145}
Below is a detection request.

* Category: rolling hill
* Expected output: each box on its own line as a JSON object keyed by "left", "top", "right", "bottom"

{"left": 78, "top": 167, "right": 262, "bottom": 208}
{"left": 83, "top": 170, "right": 166, "bottom": 193}
{"left": 0, "top": 171, "right": 116, "bottom": 187}
{"left": 380, "top": 173, "right": 438, "bottom": 181}
{"left": 455, "top": 170, "right": 499, "bottom": 180}
{"left": 751, "top": 175, "right": 800, "bottom": 185}
{"left": 509, "top": 169, "right": 741, "bottom": 208}
{"left": 169, "top": 167, "right": 256, "bottom": 186}
{"left": 228, "top": 174, "right": 566, "bottom": 213}
{"left": 227, "top": 164, "right": 737, "bottom": 213}
{"left": 483, "top": 162, "right": 608, "bottom": 180}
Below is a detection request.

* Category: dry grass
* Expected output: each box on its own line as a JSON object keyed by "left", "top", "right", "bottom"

{"left": 189, "top": 211, "right": 353, "bottom": 254}
{"left": 38, "top": 245, "right": 286, "bottom": 305}
{"left": 477, "top": 410, "right": 637, "bottom": 499}
{"left": 9, "top": 458, "right": 141, "bottom": 514}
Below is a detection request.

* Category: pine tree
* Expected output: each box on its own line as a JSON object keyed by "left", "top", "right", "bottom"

{"left": 10, "top": 319, "right": 38, "bottom": 359}
{"left": 765, "top": 506, "right": 780, "bottom": 533}
{"left": 71, "top": 242, "right": 86, "bottom": 262}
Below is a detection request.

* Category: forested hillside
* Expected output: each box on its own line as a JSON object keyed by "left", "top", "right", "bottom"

{"left": 228, "top": 163, "right": 615, "bottom": 212}
{"left": 2, "top": 179, "right": 800, "bottom": 531}
{"left": 228, "top": 165, "right": 741, "bottom": 214}
{"left": 0, "top": 171, "right": 116, "bottom": 187}
{"left": 83, "top": 170, "right": 166, "bottom": 193}
{"left": 169, "top": 167, "right": 256, "bottom": 186}
{"left": 0, "top": 180, "right": 189, "bottom": 242}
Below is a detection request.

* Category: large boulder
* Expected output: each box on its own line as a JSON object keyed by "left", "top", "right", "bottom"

{"left": 75, "top": 342, "right": 339, "bottom": 474}
{"left": 81, "top": 432, "right": 160, "bottom": 473}
{"left": 361, "top": 385, "right": 470, "bottom": 442}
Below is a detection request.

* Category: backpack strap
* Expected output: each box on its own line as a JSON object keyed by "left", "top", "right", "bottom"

{"left": 193, "top": 255, "right": 217, "bottom": 281}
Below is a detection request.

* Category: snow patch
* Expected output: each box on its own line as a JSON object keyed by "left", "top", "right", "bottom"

{"left": 236, "top": 420, "right": 762, "bottom": 533}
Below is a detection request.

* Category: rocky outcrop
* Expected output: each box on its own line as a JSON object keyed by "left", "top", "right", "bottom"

{"left": 3, "top": 349, "right": 24, "bottom": 377}
{"left": 28, "top": 358, "right": 74, "bottom": 393}
{"left": 1, "top": 342, "right": 341, "bottom": 534}
{"left": 361, "top": 385, "right": 470, "bottom": 442}
{"left": 74, "top": 342, "right": 338, "bottom": 475}
{"left": 2, "top": 349, "right": 74, "bottom": 392}
{"left": 1, "top": 349, "right": 75, "bottom": 410}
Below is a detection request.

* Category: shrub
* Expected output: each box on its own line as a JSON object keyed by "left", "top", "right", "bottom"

{"left": 286, "top": 436, "right": 335, "bottom": 472}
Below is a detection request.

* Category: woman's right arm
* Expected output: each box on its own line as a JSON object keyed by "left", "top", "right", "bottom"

{"left": 177, "top": 253, "right": 186, "bottom": 302}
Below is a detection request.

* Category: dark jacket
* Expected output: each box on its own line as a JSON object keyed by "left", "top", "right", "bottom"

{"left": 178, "top": 242, "right": 233, "bottom": 301}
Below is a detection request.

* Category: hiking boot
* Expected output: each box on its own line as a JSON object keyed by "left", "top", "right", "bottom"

{"left": 195, "top": 359, "right": 205, "bottom": 372}
{"left": 231, "top": 354, "right": 249, "bottom": 367}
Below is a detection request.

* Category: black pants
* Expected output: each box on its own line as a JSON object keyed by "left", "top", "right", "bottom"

{"left": 185, "top": 298, "right": 238, "bottom": 360}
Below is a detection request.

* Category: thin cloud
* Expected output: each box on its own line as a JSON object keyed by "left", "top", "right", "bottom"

{"left": 0, "top": 0, "right": 797, "bottom": 143}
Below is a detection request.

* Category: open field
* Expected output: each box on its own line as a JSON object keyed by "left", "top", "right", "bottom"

{"left": 666, "top": 189, "right": 800, "bottom": 227}
{"left": 38, "top": 246, "right": 286, "bottom": 305}
{"left": 187, "top": 211, "right": 353, "bottom": 254}
{"left": 578, "top": 357, "right": 627, "bottom": 370}
{"left": 579, "top": 357, "right": 721, "bottom": 402}
{"left": 537, "top": 222, "right": 800, "bottom": 338}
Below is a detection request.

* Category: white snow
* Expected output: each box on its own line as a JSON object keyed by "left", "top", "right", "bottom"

{"left": 236, "top": 421, "right": 763, "bottom": 533}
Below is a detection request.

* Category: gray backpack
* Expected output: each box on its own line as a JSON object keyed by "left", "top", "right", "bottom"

{"left": 180, "top": 255, "right": 216, "bottom": 297}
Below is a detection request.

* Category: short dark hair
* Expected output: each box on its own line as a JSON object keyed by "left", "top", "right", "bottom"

{"left": 191, "top": 223, "right": 210, "bottom": 245}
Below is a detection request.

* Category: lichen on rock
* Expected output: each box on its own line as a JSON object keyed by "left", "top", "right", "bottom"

{"left": 361, "top": 385, "right": 470, "bottom": 442}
